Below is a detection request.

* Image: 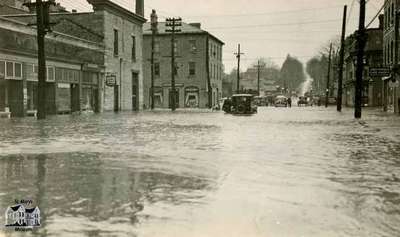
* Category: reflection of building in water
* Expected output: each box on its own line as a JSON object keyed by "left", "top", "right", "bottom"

{"left": 5, "top": 204, "right": 40, "bottom": 227}
{"left": 143, "top": 22, "right": 224, "bottom": 109}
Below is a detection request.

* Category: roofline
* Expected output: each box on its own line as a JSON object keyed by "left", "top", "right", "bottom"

{"left": 87, "top": 0, "right": 146, "bottom": 23}
{"left": 144, "top": 31, "right": 224, "bottom": 45}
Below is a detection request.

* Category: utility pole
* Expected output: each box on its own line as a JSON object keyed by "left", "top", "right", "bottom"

{"left": 150, "top": 10, "right": 158, "bottom": 110}
{"left": 325, "top": 43, "right": 332, "bottom": 108}
{"left": 337, "top": 5, "right": 347, "bottom": 112}
{"left": 234, "top": 44, "right": 244, "bottom": 93}
{"left": 166, "top": 17, "right": 182, "bottom": 111}
{"left": 24, "top": 0, "right": 55, "bottom": 120}
{"left": 257, "top": 60, "right": 261, "bottom": 96}
{"left": 355, "top": 0, "right": 366, "bottom": 118}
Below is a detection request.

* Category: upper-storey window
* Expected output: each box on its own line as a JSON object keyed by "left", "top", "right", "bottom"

{"left": 113, "top": 29, "right": 119, "bottom": 56}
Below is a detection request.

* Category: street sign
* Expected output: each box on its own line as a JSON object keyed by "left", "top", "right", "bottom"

{"left": 106, "top": 75, "right": 116, "bottom": 86}
{"left": 369, "top": 67, "right": 391, "bottom": 77}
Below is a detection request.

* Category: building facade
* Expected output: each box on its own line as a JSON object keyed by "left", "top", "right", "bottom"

{"left": 0, "top": 15, "right": 104, "bottom": 117}
{"left": 1, "top": 0, "right": 146, "bottom": 117}
{"left": 142, "top": 22, "right": 224, "bottom": 109}
{"left": 383, "top": 0, "right": 400, "bottom": 114}
{"left": 343, "top": 19, "right": 384, "bottom": 107}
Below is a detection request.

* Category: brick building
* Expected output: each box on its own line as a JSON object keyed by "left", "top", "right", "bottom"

{"left": 142, "top": 22, "right": 224, "bottom": 109}
{"left": 383, "top": 0, "right": 400, "bottom": 114}
{"left": 343, "top": 17, "right": 384, "bottom": 107}
{"left": 1, "top": 0, "right": 146, "bottom": 116}
{"left": 0, "top": 15, "right": 104, "bottom": 117}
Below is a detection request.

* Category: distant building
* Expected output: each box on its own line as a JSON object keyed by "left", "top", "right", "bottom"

{"left": 343, "top": 16, "right": 384, "bottom": 107}
{"left": 143, "top": 22, "right": 224, "bottom": 109}
{"left": 0, "top": 0, "right": 146, "bottom": 116}
{"left": 238, "top": 66, "right": 279, "bottom": 96}
{"left": 383, "top": 0, "right": 400, "bottom": 114}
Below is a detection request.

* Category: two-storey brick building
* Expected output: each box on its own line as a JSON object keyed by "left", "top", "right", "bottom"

{"left": 143, "top": 22, "right": 224, "bottom": 109}
{"left": 1, "top": 0, "right": 146, "bottom": 116}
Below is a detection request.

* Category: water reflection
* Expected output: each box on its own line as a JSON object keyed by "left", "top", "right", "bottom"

{"left": 0, "top": 152, "right": 214, "bottom": 236}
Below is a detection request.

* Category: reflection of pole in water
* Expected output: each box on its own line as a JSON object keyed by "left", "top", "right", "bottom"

{"left": 35, "top": 154, "right": 47, "bottom": 234}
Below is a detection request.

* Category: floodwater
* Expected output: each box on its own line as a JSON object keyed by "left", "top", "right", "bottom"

{"left": 0, "top": 107, "right": 400, "bottom": 237}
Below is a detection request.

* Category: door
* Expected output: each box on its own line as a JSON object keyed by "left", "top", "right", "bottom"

{"left": 114, "top": 85, "right": 119, "bottom": 112}
{"left": 169, "top": 89, "right": 179, "bottom": 109}
{"left": 132, "top": 72, "right": 139, "bottom": 111}
{"left": 71, "top": 84, "right": 80, "bottom": 112}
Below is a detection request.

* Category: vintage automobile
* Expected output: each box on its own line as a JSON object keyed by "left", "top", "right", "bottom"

{"left": 274, "top": 95, "right": 288, "bottom": 107}
{"left": 254, "top": 96, "right": 268, "bottom": 106}
{"left": 297, "top": 96, "right": 309, "bottom": 106}
{"left": 223, "top": 94, "right": 257, "bottom": 115}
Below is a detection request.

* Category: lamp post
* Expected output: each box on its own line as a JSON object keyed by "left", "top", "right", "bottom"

{"left": 150, "top": 9, "right": 158, "bottom": 110}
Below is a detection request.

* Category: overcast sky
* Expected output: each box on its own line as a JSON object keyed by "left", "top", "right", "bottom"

{"left": 58, "top": 0, "right": 384, "bottom": 73}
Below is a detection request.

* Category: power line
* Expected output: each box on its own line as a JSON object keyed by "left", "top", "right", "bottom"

{"left": 207, "top": 18, "right": 346, "bottom": 30}
{"left": 366, "top": 1, "right": 384, "bottom": 28}
{"left": 181, "top": 5, "right": 344, "bottom": 18}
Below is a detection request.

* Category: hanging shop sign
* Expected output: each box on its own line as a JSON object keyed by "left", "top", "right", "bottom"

{"left": 369, "top": 67, "right": 391, "bottom": 77}
{"left": 106, "top": 74, "right": 116, "bottom": 86}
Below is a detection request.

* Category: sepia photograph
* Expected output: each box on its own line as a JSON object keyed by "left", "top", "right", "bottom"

{"left": 0, "top": 0, "right": 399, "bottom": 236}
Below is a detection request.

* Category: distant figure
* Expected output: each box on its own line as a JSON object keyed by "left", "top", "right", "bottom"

{"left": 287, "top": 97, "right": 292, "bottom": 108}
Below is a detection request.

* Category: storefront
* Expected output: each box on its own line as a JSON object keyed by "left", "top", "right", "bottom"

{"left": 0, "top": 60, "right": 24, "bottom": 117}
{"left": 56, "top": 67, "right": 80, "bottom": 114}
{"left": 81, "top": 70, "right": 100, "bottom": 112}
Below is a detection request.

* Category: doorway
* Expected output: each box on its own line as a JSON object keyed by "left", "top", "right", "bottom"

{"left": 169, "top": 89, "right": 179, "bottom": 109}
{"left": 132, "top": 72, "right": 139, "bottom": 111}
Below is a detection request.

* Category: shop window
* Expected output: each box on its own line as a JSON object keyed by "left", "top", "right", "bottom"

{"left": 0, "top": 61, "right": 5, "bottom": 77}
{"left": 6, "top": 62, "right": 13, "bottom": 77}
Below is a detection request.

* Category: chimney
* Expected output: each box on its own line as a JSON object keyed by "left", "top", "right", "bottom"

{"left": 135, "top": 0, "right": 144, "bottom": 17}
{"left": 189, "top": 23, "right": 201, "bottom": 29}
{"left": 378, "top": 14, "right": 384, "bottom": 29}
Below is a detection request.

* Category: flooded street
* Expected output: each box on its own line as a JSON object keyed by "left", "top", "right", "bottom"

{"left": 1, "top": 107, "right": 400, "bottom": 237}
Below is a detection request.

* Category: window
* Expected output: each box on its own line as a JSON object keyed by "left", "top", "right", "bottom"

{"left": 154, "top": 62, "right": 160, "bottom": 76}
{"left": 189, "top": 40, "right": 197, "bottom": 52}
{"left": 131, "top": 36, "right": 136, "bottom": 61}
{"left": 174, "top": 62, "right": 178, "bottom": 76}
{"left": 15, "top": 63, "right": 22, "bottom": 78}
{"left": 154, "top": 41, "right": 160, "bottom": 53}
{"left": 189, "top": 62, "right": 196, "bottom": 76}
{"left": 6, "top": 62, "right": 13, "bottom": 77}
{"left": 173, "top": 40, "right": 178, "bottom": 54}
{"left": 113, "top": 29, "right": 119, "bottom": 56}
{"left": 4, "top": 61, "right": 22, "bottom": 79}
{"left": 47, "top": 67, "right": 54, "bottom": 82}
{"left": 0, "top": 60, "right": 5, "bottom": 77}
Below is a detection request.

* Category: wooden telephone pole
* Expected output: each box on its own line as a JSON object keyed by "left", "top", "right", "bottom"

{"left": 234, "top": 44, "right": 244, "bottom": 93}
{"left": 257, "top": 60, "right": 261, "bottom": 96}
{"left": 166, "top": 17, "right": 182, "bottom": 111}
{"left": 354, "top": 0, "right": 366, "bottom": 118}
{"left": 325, "top": 43, "right": 333, "bottom": 108}
{"left": 24, "top": 0, "right": 55, "bottom": 120}
{"left": 337, "top": 5, "right": 347, "bottom": 112}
